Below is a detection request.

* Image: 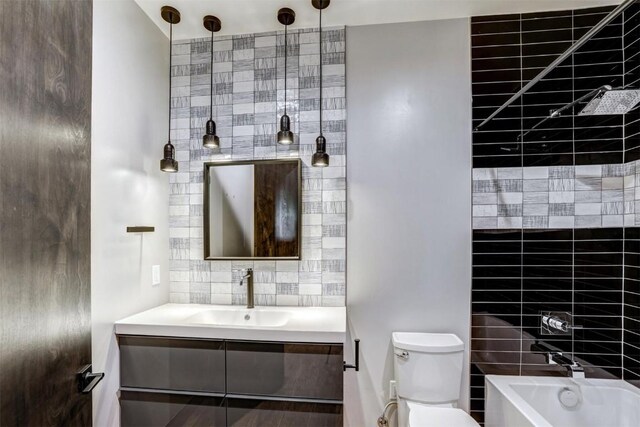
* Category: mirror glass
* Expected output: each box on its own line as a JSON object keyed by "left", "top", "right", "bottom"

{"left": 204, "top": 159, "right": 301, "bottom": 260}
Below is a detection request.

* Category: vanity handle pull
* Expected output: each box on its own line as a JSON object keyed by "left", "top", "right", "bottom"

{"left": 344, "top": 339, "right": 360, "bottom": 371}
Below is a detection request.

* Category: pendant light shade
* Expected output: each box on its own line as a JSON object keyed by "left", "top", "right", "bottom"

{"left": 161, "top": 142, "right": 178, "bottom": 172}
{"left": 160, "top": 6, "right": 181, "bottom": 173}
{"left": 277, "top": 8, "right": 296, "bottom": 145}
{"left": 203, "top": 15, "right": 222, "bottom": 149}
{"left": 277, "top": 115, "right": 294, "bottom": 145}
{"left": 312, "top": 0, "right": 330, "bottom": 167}
{"left": 203, "top": 119, "right": 220, "bottom": 148}
{"left": 312, "top": 135, "right": 329, "bottom": 167}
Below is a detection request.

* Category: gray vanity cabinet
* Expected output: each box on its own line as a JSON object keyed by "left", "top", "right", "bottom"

{"left": 226, "top": 398, "right": 343, "bottom": 427}
{"left": 226, "top": 341, "right": 343, "bottom": 401}
{"left": 120, "top": 391, "right": 226, "bottom": 427}
{"left": 118, "top": 336, "right": 343, "bottom": 427}
{"left": 119, "top": 336, "right": 226, "bottom": 393}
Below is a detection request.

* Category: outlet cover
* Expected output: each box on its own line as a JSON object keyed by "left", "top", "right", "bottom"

{"left": 152, "top": 265, "right": 161, "bottom": 286}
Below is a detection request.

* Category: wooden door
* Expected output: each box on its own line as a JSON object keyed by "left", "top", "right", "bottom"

{"left": 0, "top": 0, "right": 93, "bottom": 425}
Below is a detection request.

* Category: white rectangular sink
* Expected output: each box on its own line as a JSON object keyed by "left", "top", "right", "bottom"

{"left": 186, "top": 308, "right": 292, "bottom": 328}
{"left": 114, "top": 303, "right": 345, "bottom": 343}
{"left": 486, "top": 375, "right": 640, "bottom": 427}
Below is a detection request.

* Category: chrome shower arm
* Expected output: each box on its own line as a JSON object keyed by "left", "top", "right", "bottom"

{"left": 549, "top": 85, "right": 611, "bottom": 118}
{"left": 474, "top": 0, "right": 637, "bottom": 132}
{"left": 517, "top": 85, "right": 611, "bottom": 142}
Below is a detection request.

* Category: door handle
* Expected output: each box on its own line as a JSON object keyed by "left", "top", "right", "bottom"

{"left": 77, "top": 364, "right": 105, "bottom": 394}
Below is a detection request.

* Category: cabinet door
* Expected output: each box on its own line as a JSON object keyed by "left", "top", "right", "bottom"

{"left": 226, "top": 398, "right": 343, "bottom": 427}
{"left": 120, "top": 390, "right": 225, "bottom": 427}
{"left": 226, "top": 342, "right": 343, "bottom": 401}
{"left": 119, "top": 336, "right": 225, "bottom": 393}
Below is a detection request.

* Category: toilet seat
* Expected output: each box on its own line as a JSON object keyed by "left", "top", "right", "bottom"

{"left": 408, "top": 404, "right": 479, "bottom": 427}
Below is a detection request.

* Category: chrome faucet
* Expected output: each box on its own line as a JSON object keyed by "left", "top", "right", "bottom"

{"left": 238, "top": 268, "right": 254, "bottom": 309}
{"left": 548, "top": 352, "right": 585, "bottom": 379}
{"left": 531, "top": 342, "right": 585, "bottom": 378}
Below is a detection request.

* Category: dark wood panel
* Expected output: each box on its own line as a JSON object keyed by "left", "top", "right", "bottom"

{"left": 254, "top": 162, "right": 300, "bottom": 258}
{"left": 0, "top": 0, "right": 93, "bottom": 425}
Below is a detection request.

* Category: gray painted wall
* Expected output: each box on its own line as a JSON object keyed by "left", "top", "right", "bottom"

{"left": 344, "top": 19, "right": 472, "bottom": 426}
{"left": 91, "top": 1, "right": 170, "bottom": 425}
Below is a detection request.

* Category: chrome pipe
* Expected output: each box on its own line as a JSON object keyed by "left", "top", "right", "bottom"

{"left": 549, "top": 85, "right": 611, "bottom": 118}
{"left": 517, "top": 85, "right": 611, "bottom": 141}
{"left": 474, "top": 0, "right": 637, "bottom": 132}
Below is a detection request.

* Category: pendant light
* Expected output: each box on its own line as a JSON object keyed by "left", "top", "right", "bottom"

{"left": 160, "top": 6, "right": 180, "bottom": 173}
{"left": 277, "top": 8, "right": 296, "bottom": 145}
{"left": 312, "top": 0, "right": 330, "bottom": 167}
{"left": 203, "top": 15, "right": 222, "bottom": 149}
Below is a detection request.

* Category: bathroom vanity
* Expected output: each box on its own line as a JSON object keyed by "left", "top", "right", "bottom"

{"left": 115, "top": 304, "right": 346, "bottom": 427}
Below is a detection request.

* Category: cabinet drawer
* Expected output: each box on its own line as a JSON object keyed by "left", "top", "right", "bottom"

{"left": 226, "top": 342, "right": 343, "bottom": 401}
{"left": 120, "top": 390, "right": 225, "bottom": 427}
{"left": 226, "top": 397, "right": 342, "bottom": 427}
{"left": 119, "top": 336, "right": 225, "bottom": 393}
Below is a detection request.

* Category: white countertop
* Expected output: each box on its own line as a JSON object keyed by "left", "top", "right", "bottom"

{"left": 114, "top": 303, "right": 346, "bottom": 343}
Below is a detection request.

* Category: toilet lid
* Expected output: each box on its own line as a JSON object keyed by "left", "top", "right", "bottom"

{"left": 409, "top": 407, "right": 479, "bottom": 427}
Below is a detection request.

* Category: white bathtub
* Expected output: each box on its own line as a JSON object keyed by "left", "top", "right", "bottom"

{"left": 485, "top": 375, "right": 640, "bottom": 427}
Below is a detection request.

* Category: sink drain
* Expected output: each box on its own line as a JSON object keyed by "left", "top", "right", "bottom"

{"left": 244, "top": 314, "right": 251, "bottom": 321}
{"left": 558, "top": 387, "right": 581, "bottom": 409}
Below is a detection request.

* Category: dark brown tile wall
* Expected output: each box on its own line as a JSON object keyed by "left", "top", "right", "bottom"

{"left": 471, "top": 228, "right": 628, "bottom": 424}
{"left": 625, "top": 227, "right": 640, "bottom": 386}
{"left": 625, "top": 3, "right": 640, "bottom": 162}
{"left": 472, "top": 5, "right": 640, "bottom": 168}
{"left": 470, "top": 4, "right": 640, "bottom": 424}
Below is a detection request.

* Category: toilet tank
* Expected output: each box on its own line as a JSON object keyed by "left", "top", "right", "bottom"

{"left": 392, "top": 332, "right": 465, "bottom": 405}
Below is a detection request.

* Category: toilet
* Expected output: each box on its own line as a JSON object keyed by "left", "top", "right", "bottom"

{"left": 392, "top": 332, "right": 479, "bottom": 427}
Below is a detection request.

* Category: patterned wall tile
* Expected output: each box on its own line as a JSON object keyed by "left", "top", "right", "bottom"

{"left": 168, "top": 28, "right": 346, "bottom": 307}
{"left": 473, "top": 161, "right": 640, "bottom": 230}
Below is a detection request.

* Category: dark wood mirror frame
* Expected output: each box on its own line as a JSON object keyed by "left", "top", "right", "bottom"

{"left": 203, "top": 159, "right": 302, "bottom": 260}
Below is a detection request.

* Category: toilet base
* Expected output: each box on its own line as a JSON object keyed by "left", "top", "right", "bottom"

{"left": 398, "top": 399, "right": 479, "bottom": 427}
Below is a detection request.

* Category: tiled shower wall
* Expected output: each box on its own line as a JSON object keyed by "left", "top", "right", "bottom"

{"left": 472, "top": 227, "right": 635, "bottom": 421}
{"left": 168, "top": 27, "right": 347, "bottom": 307}
{"left": 470, "top": 3, "right": 640, "bottom": 424}
{"left": 625, "top": 3, "right": 640, "bottom": 160}
{"left": 473, "top": 162, "right": 638, "bottom": 230}
{"left": 472, "top": 5, "right": 639, "bottom": 168}
{"left": 624, "top": 228, "right": 640, "bottom": 385}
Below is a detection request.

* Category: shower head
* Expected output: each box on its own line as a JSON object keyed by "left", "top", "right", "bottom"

{"left": 579, "top": 88, "right": 640, "bottom": 116}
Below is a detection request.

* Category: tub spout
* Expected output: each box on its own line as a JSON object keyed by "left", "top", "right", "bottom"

{"left": 531, "top": 341, "right": 585, "bottom": 378}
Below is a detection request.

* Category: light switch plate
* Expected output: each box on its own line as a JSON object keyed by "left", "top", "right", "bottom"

{"left": 152, "top": 265, "right": 161, "bottom": 286}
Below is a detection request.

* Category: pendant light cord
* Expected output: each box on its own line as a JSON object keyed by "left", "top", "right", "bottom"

{"left": 168, "top": 21, "right": 172, "bottom": 142}
{"left": 210, "top": 29, "right": 214, "bottom": 120}
{"left": 319, "top": 7, "right": 323, "bottom": 137}
{"left": 284, "top": 23, "right": 288, "bottom": 116}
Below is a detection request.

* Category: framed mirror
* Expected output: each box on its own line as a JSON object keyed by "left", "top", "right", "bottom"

{"left": 204, "top": 159, "right": 301, "bottom": 260}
